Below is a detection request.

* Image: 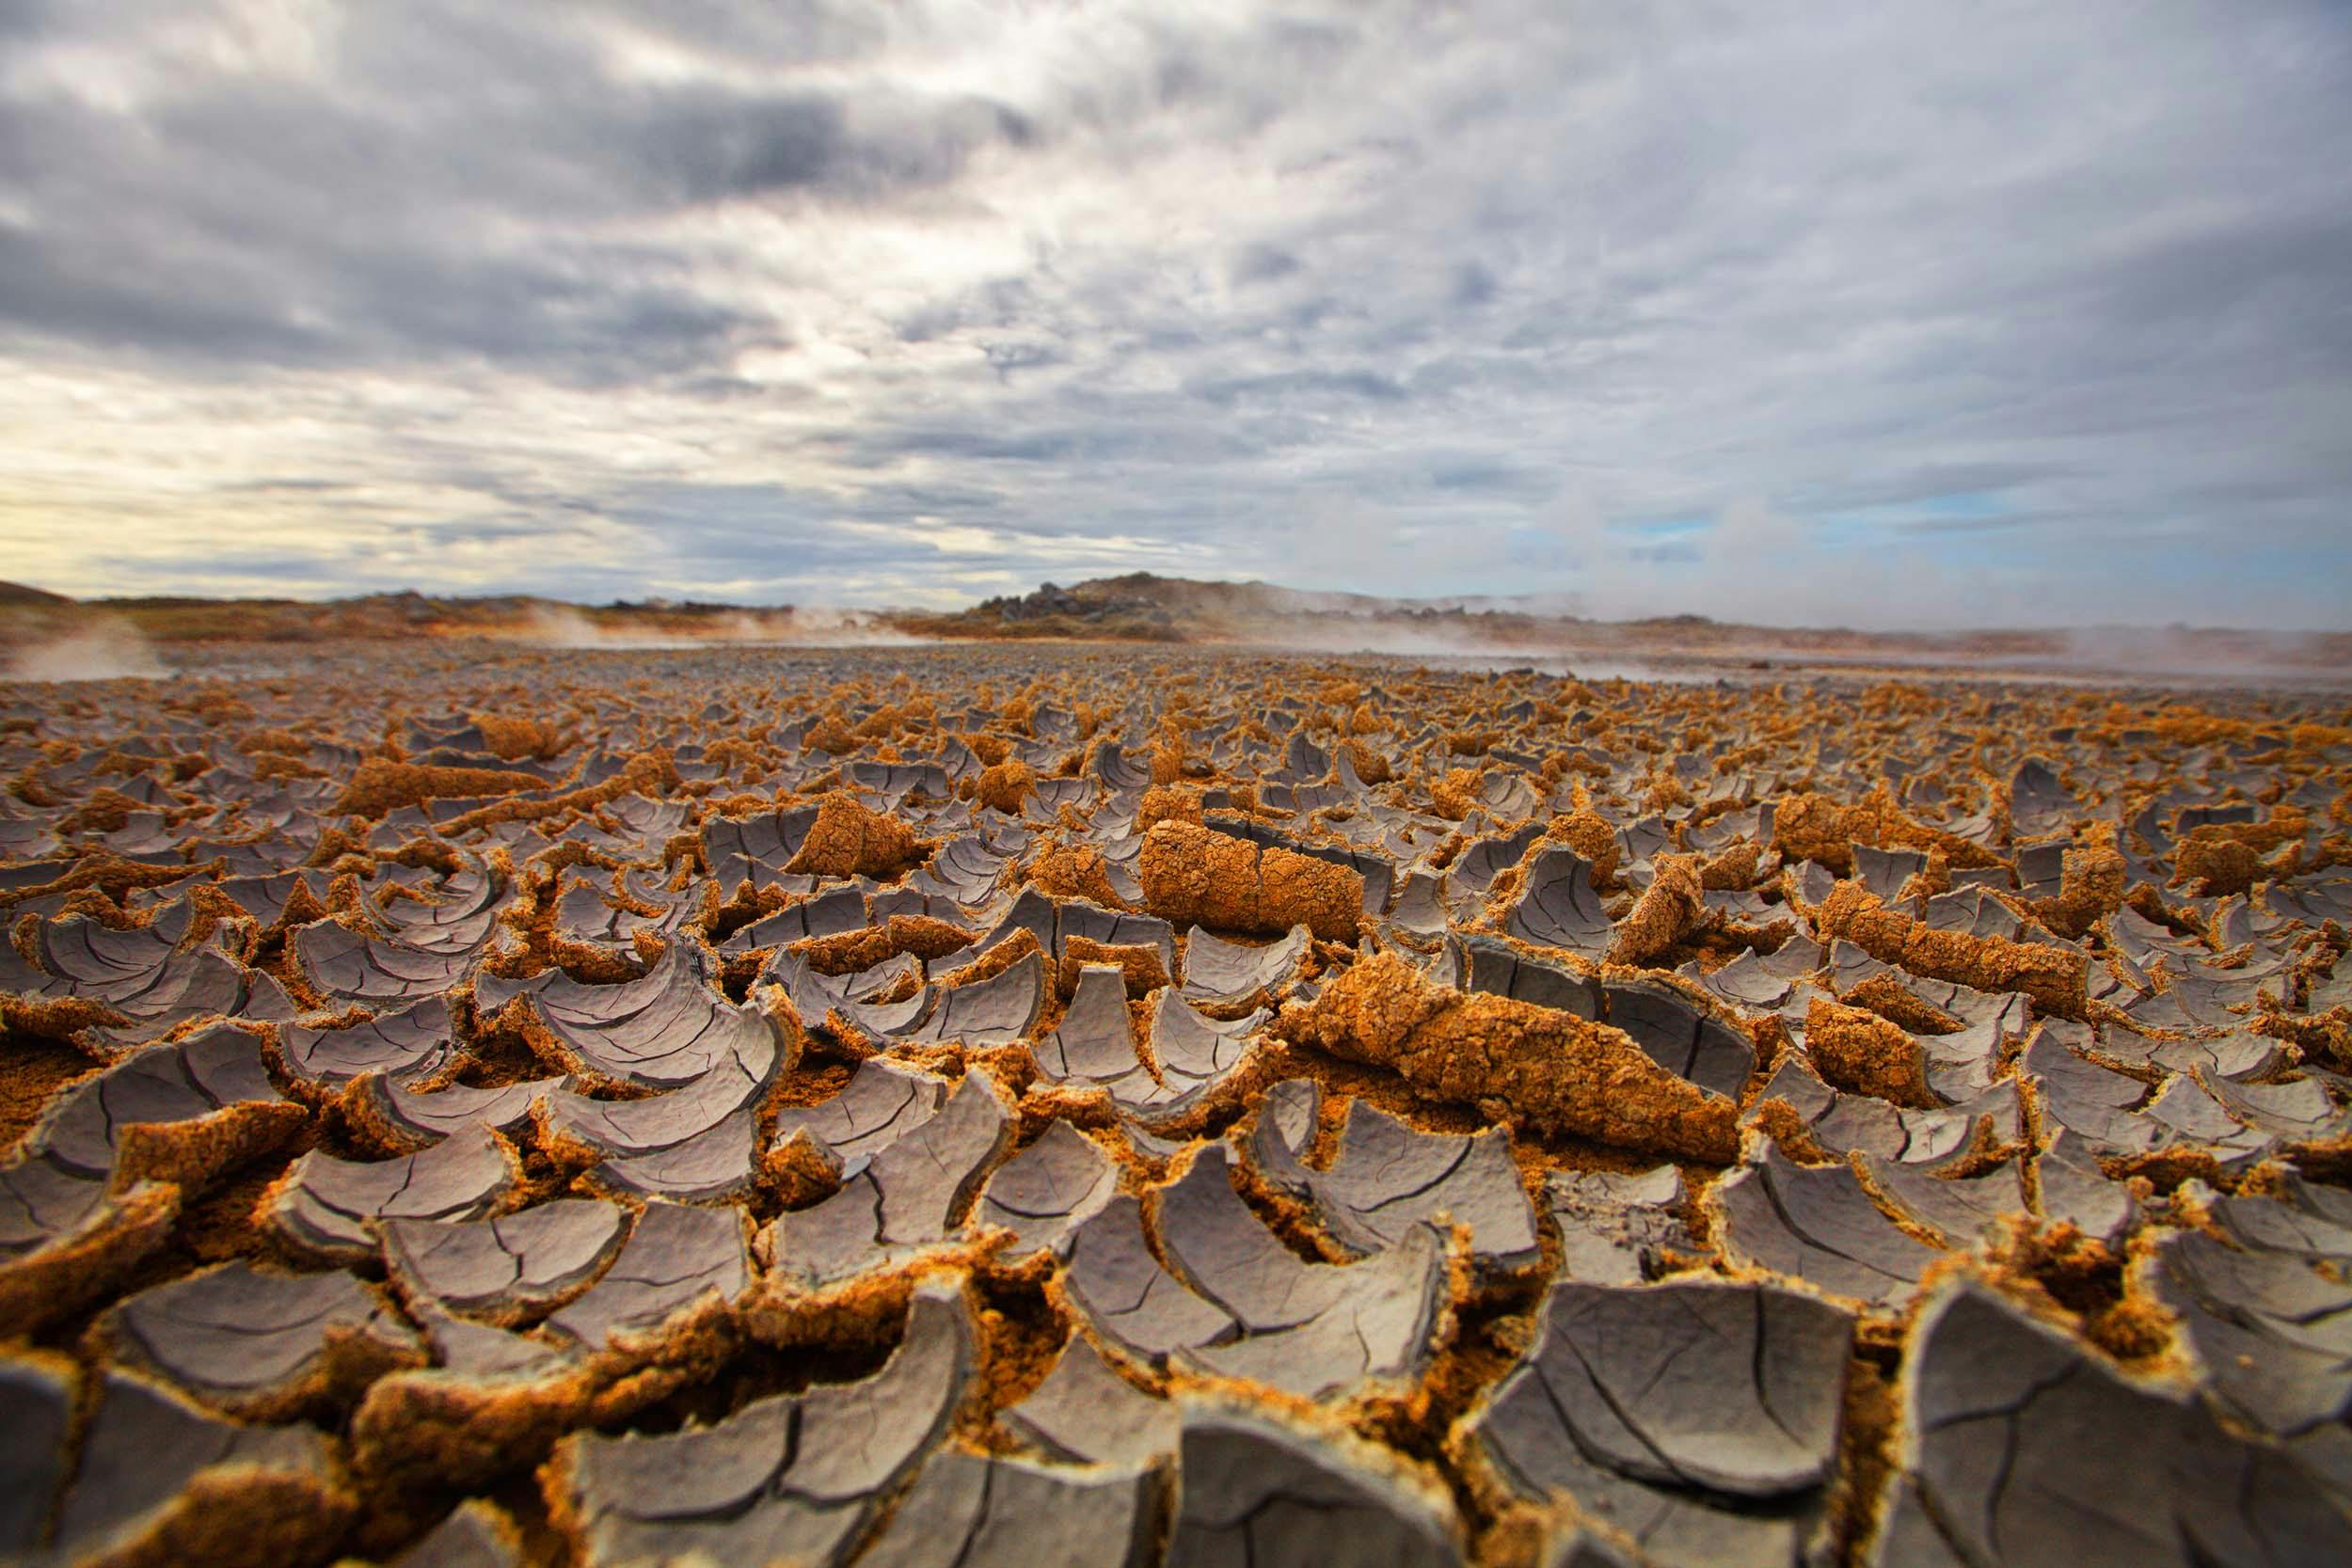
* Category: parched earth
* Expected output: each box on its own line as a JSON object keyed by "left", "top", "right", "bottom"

{"left": 3, "top": 641, "right": 2351, "bottom": 1568}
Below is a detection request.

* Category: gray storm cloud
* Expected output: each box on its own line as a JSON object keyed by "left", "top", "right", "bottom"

{"left": 0, "top": 0, "right": 2345, "bottom": 626}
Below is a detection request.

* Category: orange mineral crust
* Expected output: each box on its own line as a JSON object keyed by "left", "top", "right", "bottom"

{"left": 0, "top": 638, "right": 2346, "bottom": 1568}
{"left": 1137, "top": 819, "right": 1364, "bottom": 940}
{"left": 1277, "top": 952, "right": 1738, "bottom": 1162}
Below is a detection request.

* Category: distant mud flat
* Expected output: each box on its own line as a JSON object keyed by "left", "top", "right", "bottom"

{"left": 2, "top": 640, "right": 2350, "bottom": 1568}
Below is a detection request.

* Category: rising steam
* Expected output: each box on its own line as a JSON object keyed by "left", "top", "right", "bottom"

{"left": 5, "top": 620, "right": 170, "bottom": 681}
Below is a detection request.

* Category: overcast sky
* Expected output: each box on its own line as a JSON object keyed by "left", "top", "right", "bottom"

{"left": 2, "top": 1, "right": 2347, "bottom": 626}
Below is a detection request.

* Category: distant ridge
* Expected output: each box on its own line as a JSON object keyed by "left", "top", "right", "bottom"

{"left": 3, "top": 573, "right": 2344, "bottom": 677}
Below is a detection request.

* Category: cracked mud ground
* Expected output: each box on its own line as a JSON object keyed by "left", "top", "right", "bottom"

{"left": 4, "top": 641, "right": 2352, "bottom": 1568}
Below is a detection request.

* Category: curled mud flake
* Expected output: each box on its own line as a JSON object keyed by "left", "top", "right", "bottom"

{"left": 857, "top": 1447, "right": 1162, "bottom": 1568}
{"left": 1502, "top": 846, "right": 1614, "bottom": 958}
{"left": 22, "top": 1021, "right": 308, "bottom": 1188}
{"left": 1476, "top": 1277, "right": 1854, "bottom": 1500}
{"left": 264, "top": 1123, "right": 523, "bottom": 1265}
{"left": 384, "top": 1198, "right": 631, "bottom": 1325}
{"left": 1545, "top": 1165, "right": 1694, "bottom": 1285}
{"left": 1711, "top": 1140, "right": 1944, "bottom": 1307}
{"left": 1000, "top": 1332, "right": 1179, "bottom": 1468}
{"left": 977, "top": 1119, "right": 1119, "bottom": 1261}
{"left": 1882, "top": 1279, "right": 2352, "bottom": 1568}
{"left": 1137, "top": 820, "right": 1363, "bottom": 941}
{"left": 1059, "top": 1193, "right": 1235, "bottom": 1367}
{"left": 1180, "top": 923, "right": 1311, "bottom": 1013}
{"left": 550, "top": 1278, "right": 971, "bottom": 1568}
{"left": 45, "top": 1369, "right": 354, "bottom": 1568}
{"left": 1168, "top": 1406, "right": 1464, "bottom": 1568}
{"left": 1278, "top": 953, "right": 1738, "bottom": 1163}
{"left": 1246, "top": 1091, "right": 1540, "bottom": 1274}
{"left": 763, "top": 1071, "right": 1012, "bottom": 1291}
{"left": 1152, "top": 1142, "right": 1448, "bottom": 1401}
{"left": 98, "top": 1259, "right": 426, "bottom": 1420}
{"left": 542, "top": 1200, "right": 750, "bottom": 1354}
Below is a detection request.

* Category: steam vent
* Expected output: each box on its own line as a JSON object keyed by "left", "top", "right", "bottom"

{"left": 5, "top": 642, "right": 2352, "bottom": 1568}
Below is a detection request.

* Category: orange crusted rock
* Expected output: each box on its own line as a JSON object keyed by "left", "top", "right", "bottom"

{"left": 1838, "top": 973, "right": 1961, "bottom": 1036}
{"left": 785, "top": 790, "right": 926, "bottom": 879}
{"left": 1543, "top": 809, "right": 1621, "bottom": 888}
{"left": 1773, "top": 784, "right": 2006, "bottom": 874}
{"left": 1605, "top": 852, "right": 1706, "bottom": 966}
{"left": 973, "top": 759, "right": 1035, "bottom": 815}
{"left": 1138, "top": 820, "right": 1363, "bottom": 941}
{"left": 1149, "top": 722, "right": 1188, "bottom": 784}
{"left": 2031, "top": 839, "right": 2126, "bottom": 939}
{"left": 468, "top": 712, "right": 561, "bottom": 759}
{"left": 1343, "top": 740, "right": 1394, "bottom": 784}
{"left": 1137, "top": 784, "right": 1203, "bottom": 832}
{"left": 1277, "top": 953, "right": 1737, "bottom": 1162}
{"left": 1804, "top": 995, "right": 1937, "bottom": 1108}
{"left": 1699, "top": 838, "right": 1761, "bottom": 891}
{"left": 1429, "top": 768, "right": 1483, "bottom": 821}
{"left": 1813, "top": 879, "right": 2088, "bottom": 1018}
{"left": 792, "top": 914, "right": 974, "bottom": 974}
{"left": 1060, "top": 935, "right": 1169, "bottom": 998}
{"left": 2173, "top": 829, "right": 2261, "bottom": 897}
{"left": 1026, "top": 842, "right": 1123, "bottom": 908}
{"left": 933, "top": 927, "right": 1041, "bottom": 990}
{"left": 332, "top": 759, "right": 539, "bottom": 819}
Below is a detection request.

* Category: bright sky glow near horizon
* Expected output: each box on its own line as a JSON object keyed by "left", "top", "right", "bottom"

{"left": 1, "top": 1, "right": 2348, "bottom": 627}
